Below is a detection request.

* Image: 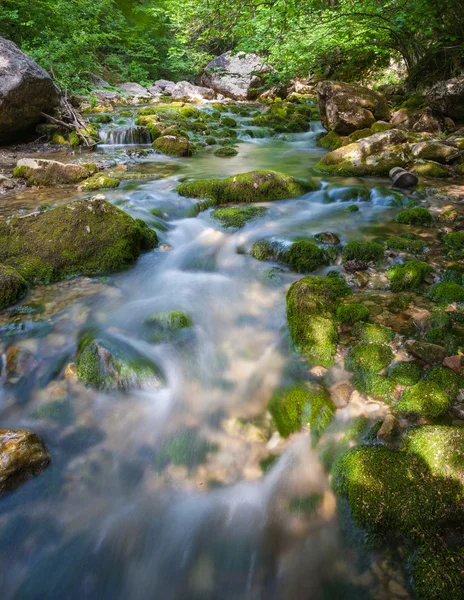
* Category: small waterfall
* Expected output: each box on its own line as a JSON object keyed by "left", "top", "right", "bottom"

{"left": 99, "top": 126, "right": 151, "bottom": 145}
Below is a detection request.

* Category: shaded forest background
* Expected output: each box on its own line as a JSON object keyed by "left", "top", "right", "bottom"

{"left": 1, "top": 0, "right": 463, "bottom": 92}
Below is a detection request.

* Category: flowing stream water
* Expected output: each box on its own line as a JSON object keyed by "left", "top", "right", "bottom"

{"left": 0, "top": 109, "right": 419, "bottom": 599}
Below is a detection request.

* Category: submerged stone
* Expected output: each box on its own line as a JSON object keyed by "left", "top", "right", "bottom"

{"left": 145, "top": 310, "right": 193, "bottom": 343}
{"left": 0, "top": 429, "right": 51, "bottom": 495}
{"left": 211, "top": 206, "right": 267, "bottom": 228}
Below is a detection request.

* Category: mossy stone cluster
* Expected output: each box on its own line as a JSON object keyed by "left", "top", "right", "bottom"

{"left": 211, "top": 206, "right": 267, "bottom": 228}
{"left": 252, "top": 102, "right": 312, "bottom": 133}
{"left": 13, "top": 159, "right": 94, "bottom": 187}
{"left": 76, "top": 331, "right": 164, "bottom": 391}
{"left": 286, "top": 276, "right": 351, "bottom": 366}
{"left": 79, "top": 173, "right": 120, "bottom": 191}
{"left": 0, "top": 198, "right": 157, "bottom": 308}
{"left": 177, "top": 171, "right": 316, "bottom": 212}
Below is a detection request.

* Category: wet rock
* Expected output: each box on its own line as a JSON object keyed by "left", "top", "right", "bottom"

{"left": 389, "top": 167, "right": 418, "bottom": 189}
{"left": 0, "top": 37, "right": 61, "bottom": 142}
{"left": 5, "top": 346, "right": 38, "bottom": 382}
{"left": 344, "top": 260, "right": 369, "bottom": 273}
{"left": 331, "top": 382, "right": 353, "bottom": 408}
{"left": 426, "top": 76, "right": 464, "bottom": 120}
{"left": 377, "top": 414, "right": 397, "bottom": 442}
{"left": 0, "top": 197, "right": 157, "bottom": 307}
{"left": 411, "top": 141, "right": 456, "bottom": 163}
{"left": 64, "top": 362, "right": 78, "bottom": 381}
{"left": 76, "top": 330, "right": 165, "bottom": 391}
{"left": 202, "top": 52, "right": 270, "bottom": 100}
{"left": 314, "top": 232, "right": 340, "bottom": 245}
{"left": 317, "top": 81, "right": 389, "bottom": 135}
{"left": 13, "top": 158, "right": 94, "bottom": 186}
{"left": 316, "top": 129, "right": 409, "bottom": 176}
{"left": 78, "top": 173, "right": 120, "bottom": 192}
{"left": 405, "top": 340, "right": 447, "bottom": 365}
{"left": 0, "top": 429, "right": 51, "bottom": 494}
{"left": 0, "top": 266, "right": 28, "bottom": 310}
{"left": 171, "top": 81, "right": 215, "bottom": 102}
{"left": 443, "top": 355, "right": 463, "bottom": 375}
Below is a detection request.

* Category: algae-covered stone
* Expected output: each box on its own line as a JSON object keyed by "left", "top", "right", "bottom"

{"left": 177, "top": 171, "right": 316, "bottom": 210}
{"left": 332, "top": 445, "right": 460, "bottom": 540}
{"left": 387, "top": 361, "right": 423, "bottom": 385}
{"left": 428, "top": 282, "right": 464, "bottom": 303}
{"left": 342, "top": 241, "right": 384, "bottom": 264}
{"left": 286, "top": 276, "right": 351, "bottom": 366}
{"left": 268, "top": 385, "right": 335, "bottom": 439}
{"left": 395, "top": 381, "right": 451, "bottom": 417}
{"left": 351, "top": 371, "right": 395, "bottom": 402}
{"left": 424, "top": 366, "right": 463, "bottom": 400}
{"left": 0, "top": 266, "right": 28, "bottom": 310}
{"left": 0, "top": 197, "right": 157, "bottom": 302}
{"left": 410, "top": 160, "right": 449, "bottom": 178}
{"left": 13, "top": 158, "right": 93, "bottom": 186}
{"left": 145, "top": 310, "right": 193, "bottom": 342}
{"left": 76, "top": 330, "right": 164, "bottom": 391}
{"left": 410, "top": 141, "right": 457, "bottom": 163}
{"left": 408, "top": 546, "right": 464, "bottom": 600}
{"left": 79, "top": 173, "right": 120, "bottom": 191}
{"left": 154, "top": 429, "right": 218, "bottom": 472}
{"left": 0, "top": 429, "right": 51, "bottom": 495}
{"left": 388, "top": 260, "right": 434, "bottom": 292}
{"left": 211, "top": 206, "right": 267, "bottom": 228}
{"left": 386, "top": 236, "right": 425, "bottom": 254}
{"left": 318, "top": 131, "right": 345, "bottom": 150}
{"left": 396, "top": 207, "right": 433, "bottom": 225}
{"left": 213, "top": 146, "right": 238, "bottom": 157}
{"left": 345, "top": 342, "right": 393, "bottom": 373}
{"left": 153, "top": 135, "right": 191, "bottom": 157}
{"left": 315, "top": 129, "right": 408, "bottom": 176}
{"left": 336, "top": 303, "right": 370, "bottom": 325}
{"left": 444, "top": 232, "right": 464, "bottom": 250}
{"left": 251, "top": 239, "right": 326, "bottom": 273}
{"left": 352, "top": 322, "right": 394, "bottom": 344}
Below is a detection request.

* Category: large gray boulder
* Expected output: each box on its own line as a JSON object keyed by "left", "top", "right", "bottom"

{"left": 426, "top": 77, "right": 464, "bottom": 121}
{"left": 171, "top": 81, "right": 215, "bottom": 102}
{"left": 317, "top": 81, "right": 389, "bottom": 135}
{"left": 202, "top": 52, "right": 269, "bottom": 100}
{"left": 0, "top": 36, "right": 60, "bottom": 143}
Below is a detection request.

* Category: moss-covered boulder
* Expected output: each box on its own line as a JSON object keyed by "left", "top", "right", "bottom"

{"left": 79, "top": 173, "right": 120, "bottom": 191}
{"left": 351, "top": 372, "right": 396, "bottom": 402}
{"left": 0, "top": 198, "right": 157, "bottom": 305}
{"left": 410, "top": 160, "right": 449, "bottom": 178}
{"left": 332, "top": 445, "right": 462, "bottom": 541}
{"left": 424, "top": 366, "right": 463, "bottom": 400}
{"left": 251, "top": 239, "right": 326, "bottom": 273}
{"left": 405, "top": 340, "right": 447, "bottom": 365}
{"left": 444, "top": 232, "right": 464, "bottom": 250}
{"left": 13, "top": 158, "right": 94, "bottom": 186}
{"left": 153, "top": 135, "right": 191, "bottom": 157}
{"left": 345, "top": 342, "right": 393, "bottom": 373}
{"left": 0, "top": 429, "right": 51, "bottom": 495}
{"left": 388, "top": 260, "right": 434, "bottom": 292}
{"left": 0, "top": 266, "right": 28, "bottom": 310}
{"left": 395, "top": 381, "right": 452, "bottom": 417}
{"left": 352, "top": 322, "right": 394, "bottom": 344}
{"left": 145, "top": 310, "right": 193, "bottom": 343}
{"left": 134, "top": 115, "right": 164, "bottom": 139}
{"left": 213, "top": 146, "right": 238, "bottom": 157}
{"left": 286, "top": 276, "right": 351, "bottom": 366}
{"left": 388, "top": 361, "right": 423, "bottom": 385}
{"left": 177, "top": 171, "right": 316, "bottom": 211}
{"left": 407, "top": 546, "right": 464, "bottom": 600}
{"left": 336, "top": 303, "right": 370, "bottom": 325}
{"left": 395, "top": 207, "right": 433, "bottom": 225}
{"left": 76, "top": 330, "right": 164, "bottom": 391}
{"left": 315, "top": 129, "right": 408, "bottom": 176}
{"left": 386, "top": 236, "right": 426, "bottom": 254}
{"left": 342, "top": 241, "right": 384, "bottom": 264}
{"left": 211, "top": 206, "right": 267, "bottom": 228}
{"left": 411, "top": 141, "right": 457, "bottom": 163}
{"left": 428, "top": 282, "right": 464, "bottom": 303}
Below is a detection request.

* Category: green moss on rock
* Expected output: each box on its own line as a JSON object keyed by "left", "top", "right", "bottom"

{"left": 351, "top": 371, "right": 395, "bottom": 402}
{"left": 428, "top": 282, "right": 464, "bottom": 303}
{"left": 177, "top": 171, "right": 316, "bottom": 211}
{"left": 318, "top": 131, "right": 345, "bottom": 150}
{"left": 79, "top": 173, "right": 120, "bottom": 191}
{"left": 154, "top": 429, "right": 218, "bottom": 471}
{"left": 410, "top": 160, "right": 449, "bottom": 178}
{"left": 351, "top": 322, "right": 394, "bottom": 344}
{"left": 286, "top": 276, "right": 351, "bottom": 366}
{"left": 342, "top": 241, "right": 384, "bottom": 264}
{"left": 0, "top": 266, "right": 28, "bottom": 310}
{"left": 145, "top": 310, "right": 193, "bottom": 342}
{"left": 336, "top": 303, "right": 370, "bottom": 325}
{"left": 396, "top": 207, "right": 433, "bottom": 226}
{"left": 443, "top": 232, "right": 464, "bottom": 251}
{"left": 395, "top": 381, "right": 451, "bottom": 418}
{"left": 388, "top": 361, "right": 423, "bottom": 385}
{"left": 76, "top": 331, "right": 164, "bottom": 391}
{"left": 212, "top": 206, "right": 267, "bottom": 228}
{"left": 386, "top": 236, "right": 426, "bottom": 254}
{"left": 388, "top": 260, "right": 434, "bottom": 292}
{"left": 0, "top": 198, "right": 157, "bottom": 302}
{"left": 13, "top": 159, "right": 92, "bottom": 187}
{"left": 213, "top": 146, "right": 238, "bottom": 157}
{"left": 268, "top": 385, "right": 311, "bottom": 437}
{"left": 408, "top": 547, "right": 464, "bottom": 600}
{"left": 424, "top": 366, "right": 463, "bottom": 400}
{"left": 153, "top": 135, "right": 191, "bottom": 157}
{"left": 345, "top": 342, "right": 393, "bottom": 373}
